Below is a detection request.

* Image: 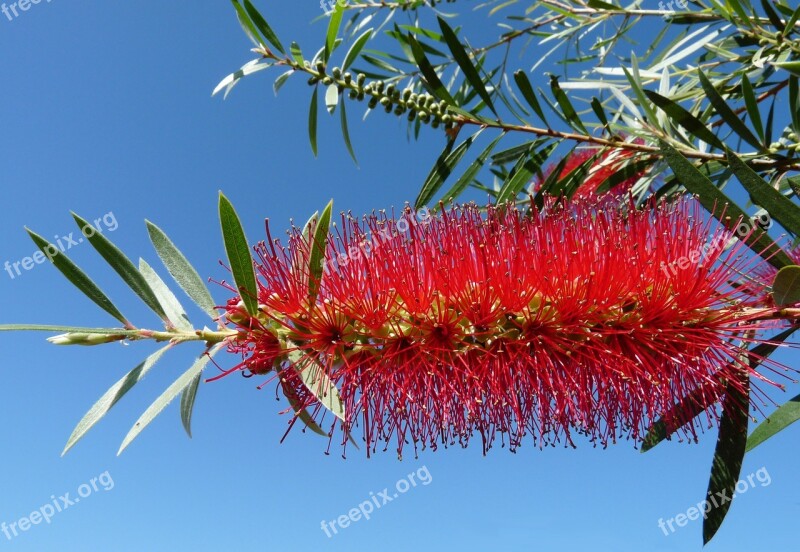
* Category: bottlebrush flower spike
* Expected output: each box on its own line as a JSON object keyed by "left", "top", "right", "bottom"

{"left": 221, "top": 197, "right": 793, "bottom": 458}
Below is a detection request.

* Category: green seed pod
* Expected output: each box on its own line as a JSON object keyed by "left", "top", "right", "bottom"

{"left": 308, "top": 76, "right": 320, "bottom": 86}
{"left": 403, "top": 88, "right": 412, "bottom": 101}
{"left": 368, "top": 96, "right": 379, "bottom": 109}
{"left": 357, "top": 73, "right": 366, "bottom": 86}
{"left": 322, "top": 76, "right": 334, "bottom": 85}
{"left": 315, "top": 61, "right": 326, "bottom": 74}
{"left": 349, "top": 89, "right": 358, "bottom": 99}
{"left": 380, "top": 96, "right": 392, "bottom": 107}
{"left": 344, "top": 72, "right": 352, "bottom": 85}
{"left": 394, "top": 104, "right": 405, "bottom": 115}
{"left": 332, "top": 67, "right": 342, "bottom": 78}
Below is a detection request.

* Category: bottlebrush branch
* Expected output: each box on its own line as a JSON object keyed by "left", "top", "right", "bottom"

{"left": 1, "top": 192, "right": 797, "bottom": 460}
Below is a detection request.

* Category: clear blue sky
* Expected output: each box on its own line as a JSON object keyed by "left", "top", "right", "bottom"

{"left": 0, "top": 2, "right": 797, "bottom": 551}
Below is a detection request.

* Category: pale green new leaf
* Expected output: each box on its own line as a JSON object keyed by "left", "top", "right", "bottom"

{"left": 146, "top": 220, "right": 219, "bottom": 321}
{"left": 118, "top": 344, "right": 223, "bottom": 455}
{"left": 138, "top": 259, "right": 193, "bottom": 332}
{"left": 63, "top": 344, "right": 173, "bottom": 456}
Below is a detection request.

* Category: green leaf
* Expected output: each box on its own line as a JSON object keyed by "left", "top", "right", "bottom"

{"left": 179, "top": 369, "right": 203, "bottom": 438}
{"left": 747, "top": 392, "right": 800, "bottom": 451}
{"left": 342, "top": 28, "right": 373, "bottom": 71}
{"left": 325, "top": 83, "right": 339, "bottom": 114}
{"left": 658, "top": 141, "right": 793, "bottom": 269}
{"left": 218, "top": 192, "right": 259, "bottom": 317}
{"left": 646, "top": 90, "right": 724, "bottom": 149}
{"left": 243, "top": 0, "right": 285, "bottom": 54}
{"left": 513, "top": 70, "right": 548, "bottom": 126}
{"left": 698, "top": 70, "right": 763, "bottom": 150}
{"left": 415, "top": 132, "right": 480, "bottom": 208}
{"left": 288, "top": 350, "right": 345, "bottom": 422}
{"left": 309, "top": 86, "right": 319, "bottom": 156}
{"left": 436, "top": 133, "right": 505, "bottom": 206}
{"left": 0, "top": 325, "right": 137, "bottom": 335}
{"left": 26, "top": 229, "right": 129, "bottom": 327}
{"left": 273, "top": 70, "right": 292, "bottom": 95}
{"left": 703, "top": 374, "right": 750, "bottom": 544}
{"left": 727, "top": 149, "right": 800, "bottom": 237}
{"left": 230, "top": 0, "right": 262, "bottom": 47}
{"left": 761, "top": 0, "right": 785, "bottom": 31}
{"left": 62, "top": 344, "right": 173, "bottom": 456}
{"left": 549, "top": 75, "right": 588, "bottom": 134}
{"left": 118, "top": 344, "right": 223, "bottom": 455}
{"left": 407, "top": 33, "right": 455, "bottom": 105}
{"left": 72, "top": 212, "right": 168, "bottom": 323}
{"left": 308, "top": 200, "right": 333, "bottom": 303}
{"left": 438, "top": 17, "right": 496, "bottom": 115}
{"left": 138, "top": 259, "right": 193, "bottom": 332}
{"left": 590, "top": 97, "right": 610, "bottom": 132}
{"left": 741, "top": 74, "right": 765, "bottom": 144}
{"left": 290, "top": 41, "right": 304, "bottom": 65}
{"left": 772, "top": 265, "right": 800, "bottom": 306}
{"left": 324, "top": 1, "right": 345, "bottom": 62}
{"left": 146, "top": 220, "right": 219, "bottom": 321}
{"left": 497, "top": 140, "right": 558, "bottom": 204}
{"left": 339, "top": 94, "right": 358, "bottom": 165}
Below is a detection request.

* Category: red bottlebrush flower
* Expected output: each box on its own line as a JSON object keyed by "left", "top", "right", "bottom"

{"left": 221, "top": 198, "right": 792, "bottom": 458}
{"left": 535, "top": 142, "right": 646, "bottom": 201}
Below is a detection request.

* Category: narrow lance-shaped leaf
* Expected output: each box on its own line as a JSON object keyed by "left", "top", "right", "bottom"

{"left": 658, "top": 141, "right": 793, "bottom": 269}
{"left": 741, "top": 74, "right": 765, "bottom": 144}
{"left": 62, "top": 343, "right": 174, "bottom": 456}
{"left": 324, "top": 1, "right": 345, "bottom": 62}
{"left": 138, "top": 259, "right": 193, "bottom": 332}
{"left": 698, "top": 70, "right": 763, "bottom": 150}
{"left": 308, "top": 199, "right": 334, "bottom": 303}
{"left": 146, "top": 220, "right": 219, "bottom": 321}
{"left": 407, "top": 33, "right": 455, "bottom": 105}
{"left": 243, "top": 0, "right": 285, "bottom": 54}
{"left": 496, "top": 140, "right": 558, "bottom": 205}
{"left": 339, "top": 93, "right": 358, "bottom": 165}
{"left": 230, "top": 0, "right": 263, "bottom": 47}
{"left": 549, "top": 75, "right": 588, "bottom": 134}
{"left": 513, "top": 70, "right": 548, "bottom": 126}
{"left": 438, "top": 17, "right": 496, "bottom": 115}
{"left": 118, "top": 344, "right": 224, "bottom": 455}
{"left": 219, "top": 192, "right": 259, "bottom": 317}
{"left": 437, "top": 133, "right": 505, "bottom": 206}
{"left": 72, "top": 212, "right": 168, "bottom": 323}
{"left": 26, "top": 229, "right": 130, "bottom": 327}
{"left": 703, "top": 372, "right": 750, "bottom": 544}
{"left": 0, "top": 325, "right": 137, "bottom": 335}
{"left": 342, "top": 28, "right": 373, "bottom": 71}
{"left": 726, "top": 149, "right": 800, "bottom": 237}
{"left": 645, "top": 90, "right": 725, "bottom": 149}
{"left": 415, "top": 131, "right": 481, "bottom": 208}
{"left": 180, "top": 370, "right": 203, "bottom": 438}
{"left": 309, "top": 86, "right": 319, "bottom": 156}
